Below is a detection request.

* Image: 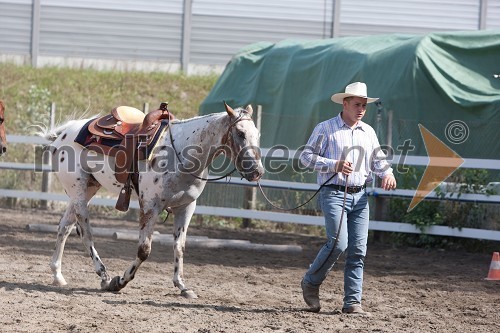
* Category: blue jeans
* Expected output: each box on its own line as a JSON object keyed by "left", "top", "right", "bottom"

{"left": 303, "top": 186, "right": 369, "bottom": 308}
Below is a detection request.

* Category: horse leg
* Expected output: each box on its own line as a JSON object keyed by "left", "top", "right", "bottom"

{"left": 104, "top": 203, "right": 161, "bottom": 292}
{"left": 50, "top": 175, "right": 110, "bottom": 288}
{"left": 72, "top": 177, "right": 114, "bottom": 290}
{"left": 50, "top": 202, "right": 77, "bottom": 286}
{"left": 171, "top": 201, "right": 197, "bottom": 298}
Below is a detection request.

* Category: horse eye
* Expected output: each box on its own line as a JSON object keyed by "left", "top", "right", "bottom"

{"left": 236, "top": 131, "right": 245, "bottom": 139}
{"left": 0, "top": 118, "right": 4, "bottom": 124}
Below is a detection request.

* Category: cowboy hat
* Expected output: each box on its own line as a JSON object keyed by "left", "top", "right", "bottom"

{"left": 331, "top": 82, "right": 379, "bottom": 104}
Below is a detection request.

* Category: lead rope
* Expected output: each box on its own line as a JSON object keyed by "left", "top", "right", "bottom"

{"left": 257, "top": 173, "right": 349, "bottom": 273}
{"left": 256, "top": 172, "right": 341, "bottom": 212}
{"left": 331, "top": 174, "right": 349, "bottom": 256}
{"left": 309, "top": 174, "right": 349, "bottom": 275}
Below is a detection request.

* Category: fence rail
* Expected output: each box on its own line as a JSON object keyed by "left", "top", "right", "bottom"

{"left": 1, "top": 135, "right": 499, "bottom": 241}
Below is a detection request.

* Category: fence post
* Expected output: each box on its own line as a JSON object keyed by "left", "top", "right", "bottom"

{"left": 373, "top": 109, "right": 393, "bottom": 242}
{"left": 40, "top": 102, "right": 56, "bottom": 209}
{"left": 242, "top": 105, "right": 261, "bottom": 228}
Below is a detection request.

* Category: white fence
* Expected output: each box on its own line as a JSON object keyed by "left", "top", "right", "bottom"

{"left": 1, "top": 134, "right": 499, "bottom": 241}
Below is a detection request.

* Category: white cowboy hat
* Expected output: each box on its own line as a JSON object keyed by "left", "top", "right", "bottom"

{"left": 331, "top": 82, "right": 379, "bottom": 104}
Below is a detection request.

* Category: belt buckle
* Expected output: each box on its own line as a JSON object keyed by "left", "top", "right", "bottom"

{"left": 347, "top": 186, "right": 360, "bottom": 194}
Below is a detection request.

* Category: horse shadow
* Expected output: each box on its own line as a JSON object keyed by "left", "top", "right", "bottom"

{"left": 0, "top": 280, "right": 101, "bottom": 295}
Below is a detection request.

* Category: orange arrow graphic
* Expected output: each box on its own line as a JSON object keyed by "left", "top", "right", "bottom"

{"left": 407, "top": 124, "right": 465, "bottom": 212}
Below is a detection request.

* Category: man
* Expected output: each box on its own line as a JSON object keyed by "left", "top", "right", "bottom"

{"left": 299, "top": 82, "right": 396, "bottom": 314}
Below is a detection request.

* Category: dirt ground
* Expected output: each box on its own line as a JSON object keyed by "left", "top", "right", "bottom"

{"left": 0, "top": 207, "right": 498, "bottom": 333}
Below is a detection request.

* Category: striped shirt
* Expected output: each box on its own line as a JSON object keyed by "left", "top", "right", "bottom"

{"left": 299, "top": 113, "right": 393, "bottom": 186}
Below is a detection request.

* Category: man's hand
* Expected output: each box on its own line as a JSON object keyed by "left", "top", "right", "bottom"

{"left": 335, "top": 160, "right": 353, "bottom": 175}
{"left": 381, "top": 174, "right": 397, "bottom": 190}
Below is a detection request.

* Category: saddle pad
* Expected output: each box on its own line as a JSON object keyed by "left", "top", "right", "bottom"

{"left": 74, "top": 118, "right": 122, "bottom": 148}
{"left": 74, "top": 119, "right": 169, "bottom": 160}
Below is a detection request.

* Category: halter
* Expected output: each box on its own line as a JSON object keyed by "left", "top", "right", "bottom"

{"left": 168, "top": 110, "right": 255, "bottom": 181}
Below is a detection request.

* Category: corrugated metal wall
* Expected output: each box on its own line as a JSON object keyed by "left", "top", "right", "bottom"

{"left": 40, "top": 0, "right": 182, "bottom": 62}
{"left": 0, "top": 0, "right": 498, "bottom": 72}
{"left": 486, "top": 1, "right": 500, "bottom": 29}
{"left": 40, "top": 0, "right": 183, "bottom": 61}
{"left": 190, "top": 0, "right": 333, "bottom": 65}
{"left": 340, "top": 0, "right": 484, "bottom": 35}
{"left": 0, "top": 0, "right": 32, "bottom": 55}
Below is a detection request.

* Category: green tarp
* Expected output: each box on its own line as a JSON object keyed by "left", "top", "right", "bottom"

{"left": 200, "top": 30, "right": 500, "bottom": 159}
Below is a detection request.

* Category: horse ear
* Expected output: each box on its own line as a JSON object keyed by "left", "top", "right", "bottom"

{"left": 245, "top": 104, "right": 253, "bottom": 116}
{"left": 223, "top": 101, "right": 236, "bottom": 117}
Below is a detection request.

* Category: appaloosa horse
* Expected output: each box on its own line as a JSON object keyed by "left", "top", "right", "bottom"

{"left": 0, "top": 100, "right": 7, "bottom": 155}
{"left": 44, "top": 102, "right": 264, "bottom": 297}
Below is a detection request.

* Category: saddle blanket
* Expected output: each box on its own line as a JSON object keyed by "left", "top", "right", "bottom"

{"left": 74, "top": 118, "right": 169, "bottom": 160}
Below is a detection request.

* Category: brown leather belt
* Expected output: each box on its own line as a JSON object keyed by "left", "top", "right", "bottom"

{"left": 327, "top": 184, "right": 366, "bottom": 194}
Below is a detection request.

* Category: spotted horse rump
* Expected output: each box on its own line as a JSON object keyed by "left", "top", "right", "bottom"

{"left": 42, "top": 101, "right": 264, "bottom": 297}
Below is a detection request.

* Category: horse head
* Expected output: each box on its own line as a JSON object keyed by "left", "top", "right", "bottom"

{"left": 223, "top": 101, "right": 264, "bottom": 181}
{"left": 0, "top": 100, "right": 7, "bottom": 155}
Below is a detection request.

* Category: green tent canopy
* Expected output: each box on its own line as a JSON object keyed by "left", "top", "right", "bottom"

{"left": 200, "top": 30, "right": 500, "bottom": 159}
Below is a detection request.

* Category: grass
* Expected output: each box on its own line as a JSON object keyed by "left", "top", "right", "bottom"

{"left": 0, "top": 62, "right": 219, "bottom": 133}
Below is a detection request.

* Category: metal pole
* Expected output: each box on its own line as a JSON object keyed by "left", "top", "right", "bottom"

{"left": 373, "top": 100, "right": 383, "bottom": 191}
{"left": 181, "top": 0, "right": 193, "bottom": 73}
{"left": 373, "top": 101, "right": 386, "bottom": 243}
{"left": 386, "top": 109, "right": 393, "bottom": 148}
{"left": 478, "top": 0, "right": 488, "bottom": 30}
{"left": 330, "top": 0, "right": 341, "bottom": 38}
{"left": 31, "top": 0, "right": 41, "bottom": 67}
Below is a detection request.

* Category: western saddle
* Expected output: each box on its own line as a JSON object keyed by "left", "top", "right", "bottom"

{"left": 85, "top": 102, "right": 174, "bottom": 211}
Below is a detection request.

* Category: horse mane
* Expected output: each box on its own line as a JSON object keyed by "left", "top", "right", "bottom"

{"left": 172, "top": 108, "right": 249, "bottom": 125}
{"left": 171, "top": 111, "right": 226, "bottom": 124}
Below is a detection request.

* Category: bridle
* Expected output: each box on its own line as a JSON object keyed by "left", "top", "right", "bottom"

{"left": 168, "top": 110, "right": 254, "bottom": 181}
{"left": 161, "top": 110, "right": 256, "bottom": 223}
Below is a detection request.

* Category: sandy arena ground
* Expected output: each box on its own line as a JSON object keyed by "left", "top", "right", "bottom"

{"left": 0, "top": 207, "right": 498, "bottom": 333}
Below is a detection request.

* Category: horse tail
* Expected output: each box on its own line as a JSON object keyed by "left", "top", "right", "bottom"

{"left": 40, "top": 121, "right": 79, "bottom": 142}
{"left": 38, "top": 110, "right": 98, "bottom": 142}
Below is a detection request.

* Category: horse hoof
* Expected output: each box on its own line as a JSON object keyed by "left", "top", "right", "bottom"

{"left": 100, "top": 279, "right": 110, "bottom": 290}
{"left": 181, "top": 289, "right": 198, "bottom": 299}
{"left": 52, "top": 279, "right": 67, "bottom": 287}
{"left": 105, "top": 276, "right": 122, "bottom": 292}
